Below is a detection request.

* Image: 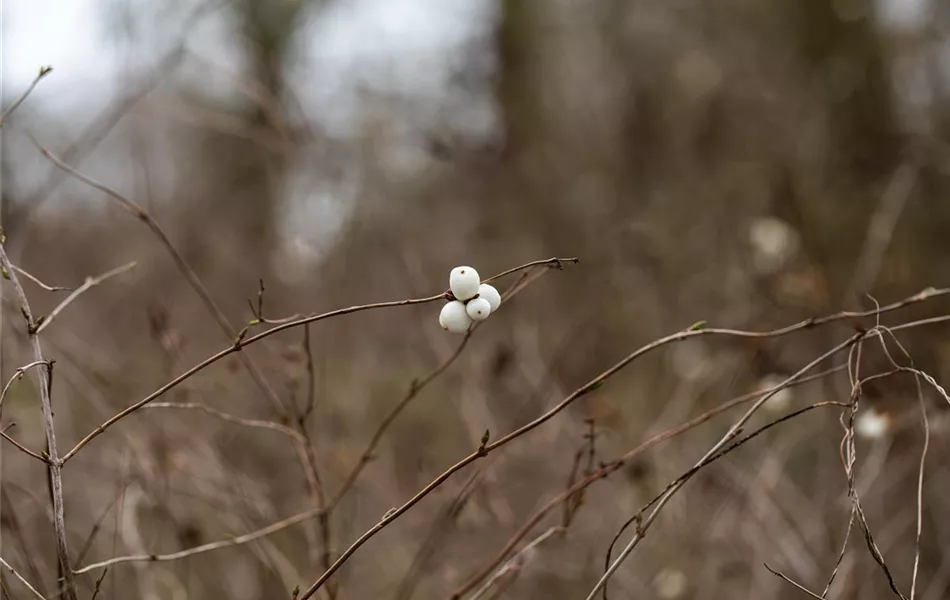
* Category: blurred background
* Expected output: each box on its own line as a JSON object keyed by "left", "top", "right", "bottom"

{"left": 2, "top": 0, "right": 950, "bottom": 598}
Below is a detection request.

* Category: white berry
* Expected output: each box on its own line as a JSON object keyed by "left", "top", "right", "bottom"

{"left": 439, "top": 300, "right": 471, "bottom": 333}
{"left": 466, "top": 297, "right": 491, "bottom": 321}
{"left": 449, "top": 266, "right": 480, "bottom": 301}
{"left": 477, "top": 283, "right": 501, "bottom": 312}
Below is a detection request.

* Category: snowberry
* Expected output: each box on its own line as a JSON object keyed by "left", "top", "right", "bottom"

{"left": 466, "top": 297, "right": 492, "bottom": 321}
{"left": 477, "top": 283, "right": 501, "bottom": 312}
{"left": 449, "top": 266, "right": 480, "bottom": 301}
{"left": 439, "top": 300, "right": 471, "bottom": 333}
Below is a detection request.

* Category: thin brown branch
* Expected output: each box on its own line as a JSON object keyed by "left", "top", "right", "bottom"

{"left": 73, "top": 505, "right": 323, "bottom": 574}
{"left": 33, "top": 262, "right": 136, "bottom": 334}
{"left": 33, "top": 137, "right": 288, "bottom": 415}
{"left": 0, "top": 360, "right": 50, "bottom": 412}
{"left": 764, "top": 563, "right": 825, "bottom": 599}
{"left": 89, "top": 569, "right": 108, "bottom": 600}
{"left": 0, "top": 556, "right": 48, "bottom": 600}
{"left": 589, "top": 336, "right": 862, "bottom": 600}
{"left": 300, "top": 297, "right": 950, "bottom": 600}
{"left": 450, "top": 364, "right": 845, "bottom": 599}
{"left": 302, "top": 335, "right": 859, "bottom": 600}
{"left": 141, "top": 402, "right": 322, "bottom": 513}
{"left": 910, "top": 371, "right": 929, "bottom": 600}
{"left": 301, "top": 325, "right": 317, "bottom": 421}
{"left": 62, "top": 257, "right": 578, "bottom": 462}
{"left": 0, "top": 430, "right": 50, "bottom": 463}
{"left": 327, "top": 331, "right": 472, "bottom": 512}
{"left": 0, "top": 243, "right": 77, "bottom": 600}
{"left": 480, "top": 257, "right": 579, "bottom": 284}
{"left": 10, "top": 265, "right": 72, "bottom": 292}
{"left": 865, "top": 326, "right": 934, "bottom": 600}
{"left": 0, "top": 66, "right": 52, "bottom": 126}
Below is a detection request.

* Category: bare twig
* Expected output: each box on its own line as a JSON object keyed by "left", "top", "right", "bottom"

{"left": 0, "top": 243, "right": 78, "bottom": 600}
{"left": 301, "top": 325, "right": 317, "bottom": 421}
{"left": 450, "top": 365, "right": 845, "bottom": 599}
{"left": 764, "top": 563, "right": 825, "bottom": 599}
{"left": 866, "top": 326, "right": 934, "bottom": 600}
{"left": 10, "top": 265, "right": 72, "bottom": 292}
{"left": 90, "top": 568, "right": 108, "bottom": 600}
{"left": 33, "top": 138, "right": 288, "bottom": 415}
{"left": 327, "top": 332, "right": 472, "bottom": 512}
{"left": 16, "top": 1, "right": 221, "bottom": 221}
{"left": 32, "top": 262, "right": 136, "bottom": 334}
{"left": 73, "top": 506, "right": 323, "bottom": 574}
{"left": 0, "top": 360, "right": 50, "bottom": 411}
{"left": 0, "top": 556, "right": 48, "bottom": 600}
{"left": 589, "top": 337, "right": 862, "bottom": 600}
{"left": 0, "top": 66, "right": 52, "bottom": 127}
{"left": 0, "top": 430, "right": 50, "bottom": 463}
{"left": 63, "top": 257, "right": 577, "bottom": 462}
{"left": 141, "top": 401, "right": 322, "bottom": 516}
{"left": 300, "top": 296, "right": 950, "bottom": 600}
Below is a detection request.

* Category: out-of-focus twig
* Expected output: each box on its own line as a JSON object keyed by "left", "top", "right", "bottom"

{"left": 469, "top": 526, "right": 565, "bottom": 600}
{"left": 32, "top": 137, "right": 288, "bottom": 415}
{"left": 844, "top": 163, "right": 917, "bottom": 305}
{"left": 0, "top": 66, "right": 53, "bottom": 127}
{"left": 73, "top": 505, "right": 324, "bottom": 574}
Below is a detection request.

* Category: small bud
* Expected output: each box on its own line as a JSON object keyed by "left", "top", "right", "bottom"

{"left": 449, "top": 266, "right": 480, "bottom": 301}
{"left": 466, "top": 297, "right": 491, "bottom": 321}
{"left": 477, "top": 283, "right": 501, "bottom": 312}
{"left": 439, "top": 300, "right": 472, "bottom": 333}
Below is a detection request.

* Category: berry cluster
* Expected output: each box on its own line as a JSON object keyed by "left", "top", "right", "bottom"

{"left": 439, "top": 266, "right": 501, "bottom": 333}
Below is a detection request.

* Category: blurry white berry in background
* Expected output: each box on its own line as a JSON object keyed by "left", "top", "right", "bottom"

{"left": 855, "top": 408, "right": 891, "bottom": 440}
{"left": 450, "top": 266, "right": 480, "bottom": 300}
{"left": 748, "top": 216, "right": 799, "bottom": 275}
{"left": 439, "top": 300, "right": 472, "bottom": 333}
{"left": 466, "top": 297, "right": 491, "bottom": 321}
{"left": 756, "top": 373, "right": 793, "bottom": 412}
{"left": 478, "top": 283, "right": 501, "bottom": 312}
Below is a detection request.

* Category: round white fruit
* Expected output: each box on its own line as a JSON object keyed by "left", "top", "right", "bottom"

{"left": 477, "top": 283, "right": 501, "bottom": 312}
{"left": 439, "top": 300, "right": 472, "bottom": 333}
{"left": 449, "top": 266, "right": 480, "bottom": 301}
{"left": 466, "top": 297, "right": 492, "bottom": 321}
